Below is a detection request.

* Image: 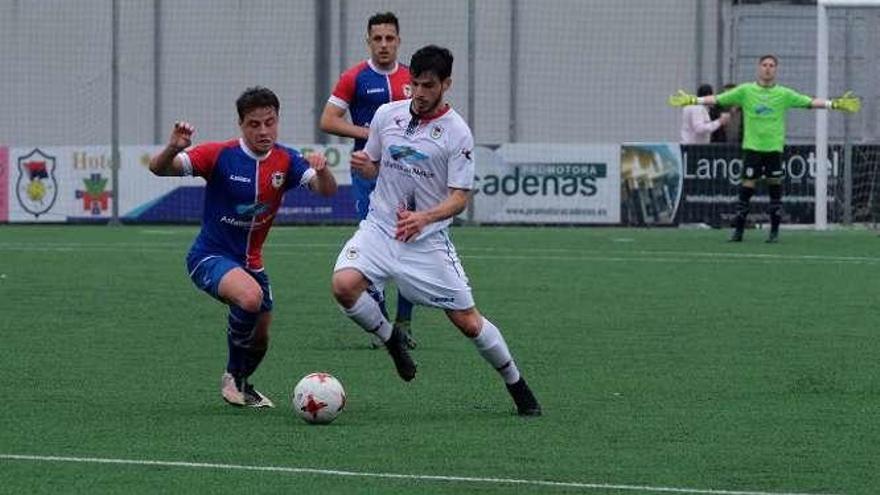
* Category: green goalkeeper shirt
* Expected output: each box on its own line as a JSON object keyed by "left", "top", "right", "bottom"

{"left": 715, "top": 82, "right": 813, "bottom": 152}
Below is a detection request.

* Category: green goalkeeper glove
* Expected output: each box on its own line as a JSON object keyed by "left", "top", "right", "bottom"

{"left": 667, "top": 89, "right": 697, "bottom": 107}
{"left": 831, "top": 91, "right": 860, "bottom": 113}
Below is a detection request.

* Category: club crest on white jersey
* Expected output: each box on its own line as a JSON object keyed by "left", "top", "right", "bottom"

{"left": 362, "top": 99, "right": 475, "bottom": 241}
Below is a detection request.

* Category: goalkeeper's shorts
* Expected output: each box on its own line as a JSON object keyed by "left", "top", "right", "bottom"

{"left": 743, "top": 150, "right": 783, "bottom": 181}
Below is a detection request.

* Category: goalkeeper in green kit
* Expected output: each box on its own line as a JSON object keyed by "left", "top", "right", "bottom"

{"left": 668, "top": 54, "right": 860, "bottom": 242}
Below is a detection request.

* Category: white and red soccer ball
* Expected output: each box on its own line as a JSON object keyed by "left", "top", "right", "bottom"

{"left": 291, "top": 372, "right": 346, "bottom": 424}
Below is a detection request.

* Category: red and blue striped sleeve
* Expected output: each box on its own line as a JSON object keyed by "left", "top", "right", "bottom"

{"left": 330, "top": 61, "right": 368, "bottom": 109}
{"left": 184, "top": 140, "right": 234, "bottom": 179}
{"left": 284, "top": 148, "right": 315, "bottom": 191}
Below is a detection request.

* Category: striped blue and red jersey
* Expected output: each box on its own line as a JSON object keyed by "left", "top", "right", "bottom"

{"left": 328, "top": 59, "right": 411, "bottom": 151}
{"left": 180, "top": 138, "right": 315, "bottom": 271}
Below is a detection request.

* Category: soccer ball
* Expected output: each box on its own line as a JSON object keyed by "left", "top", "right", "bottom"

{"left": 291, "top": 372, "right": 346, "bottom": 425}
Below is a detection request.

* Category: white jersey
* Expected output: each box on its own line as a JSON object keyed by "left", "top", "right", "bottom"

{"left": 362, "top": 99, "right": 475, "bottom": 240}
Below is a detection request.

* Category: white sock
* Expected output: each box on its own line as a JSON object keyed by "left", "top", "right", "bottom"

{"left": 471, "top": 317, "right": 521, "bottom": 385}
{"left": 342, "top": 292, "right": 392, "bottom": 342}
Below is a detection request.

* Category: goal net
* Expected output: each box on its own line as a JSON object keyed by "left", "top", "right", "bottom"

{"left": 847, "top": 145, "right": 880, "bottom": 225}
{"left": 816, "top": 0, "right": 880, "bottom": 227}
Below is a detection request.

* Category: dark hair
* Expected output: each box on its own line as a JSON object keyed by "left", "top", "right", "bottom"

{"left": 759, "top": 54, "right": 778, "bottom": 65}
{"left": 410, "top": 45, "right": 453, "bottom": 80}
{"left": 697, "top": 84, "right": 714, "bottom": 97}
{"left": 368, "top": 12, "right": 399, "bottom": 34}
{"left": 236, "top": 86, "right": 280, "bottom": 121}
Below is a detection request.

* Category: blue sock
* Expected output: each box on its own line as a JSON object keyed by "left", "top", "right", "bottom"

{"left": 227, "top": 305, "right": 259, "bottom": 379}
{"left": 396, "top": 291, "right": 414, "bottom": 322}
{"left": 242, "top": 345, "right": 267, "bottom": 379}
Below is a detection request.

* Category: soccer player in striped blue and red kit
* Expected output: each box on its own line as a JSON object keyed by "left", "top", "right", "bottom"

{"left": 150, "top": 86, "right": 337, "bottom": 408}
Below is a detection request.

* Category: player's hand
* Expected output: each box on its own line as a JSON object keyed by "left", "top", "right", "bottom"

{"left": 396, "top": 209, "right": 428, "bottom": 242}
{"left": 170, "top": 121, "right": 194, "bottom": 150}
{"left": 667, "top": 90, "right": 697, "bottom": 107}
{"left": 831, "top": 91, "right": 860, "bottom": 113}
{"left": 350, "top": 151, "right": 378, "bottom": 179}
{"left": 304, "top": 151, "right": 328, "bottom": 172}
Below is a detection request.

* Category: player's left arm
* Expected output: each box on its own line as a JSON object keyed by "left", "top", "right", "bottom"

{"left": 396, "top": 188, "right": 471, "bottom": 242}
{"left": 808, "top": 91, "right": 861, "bottom": 113}
{"left": 397, "top": 132, "right": 475, "bottom": 242}
{"left": 305, "top": 152, "right": 337, "bottom": 197}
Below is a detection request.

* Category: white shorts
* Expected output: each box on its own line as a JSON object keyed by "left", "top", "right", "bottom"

{"left": 334, "top": 222, "right": 475, "bottom": 310}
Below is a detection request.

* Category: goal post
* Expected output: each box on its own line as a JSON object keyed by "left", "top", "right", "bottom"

{"left": 815, "top": 0, "right": 880, "bottom": 229}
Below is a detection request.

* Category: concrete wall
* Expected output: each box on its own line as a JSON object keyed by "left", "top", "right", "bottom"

{"left": 0, "top": 0, "right": 759, "bottom": 147}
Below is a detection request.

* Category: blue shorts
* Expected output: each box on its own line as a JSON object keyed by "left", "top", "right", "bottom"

{"left": 352, "top": 173, "right": 378, "bottom": 220}
{"left": 186, "top": 253, "right": 273, "bottom": 312}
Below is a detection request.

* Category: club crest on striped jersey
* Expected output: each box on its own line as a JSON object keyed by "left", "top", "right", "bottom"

{"left": 271, "top": 171, "right": 285, "bottom": 189}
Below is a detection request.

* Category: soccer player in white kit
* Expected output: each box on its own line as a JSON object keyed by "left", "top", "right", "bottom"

{"left": 331, "top": 45, "right": 541, "bottom": 416}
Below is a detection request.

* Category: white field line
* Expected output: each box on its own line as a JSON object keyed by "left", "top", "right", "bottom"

{"left": 139, "top": 229, "right": 190, "bottom": 235}
{"left": 0, "top": 454, "right": 842, "bottom": 495}
{"left": 460, "top": 254, "right": 879, "bottom": 265}
{"left": 0, "top": 241, "right": 878, "bottom": 265}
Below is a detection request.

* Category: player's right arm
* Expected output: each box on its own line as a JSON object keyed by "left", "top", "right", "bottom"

{"left": 668, "top": 86, "right": 749, "bottom": 108}
{"left": 319, "top": 103, "right": 370, "bottom": 141}
{"left": 319, "top": 66, "right": 370, "bottom": 141}
{"left": 149, "top": 121, "right": 194, "bottom": 176}
{"left": 348, "top": 102, "right": 387, "bottom": 179}
{"left": 668, "top": 90, "right": 718, "bottom": 107}
{"left": 350, "top": 150, "right": 379, "bottom": 179}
